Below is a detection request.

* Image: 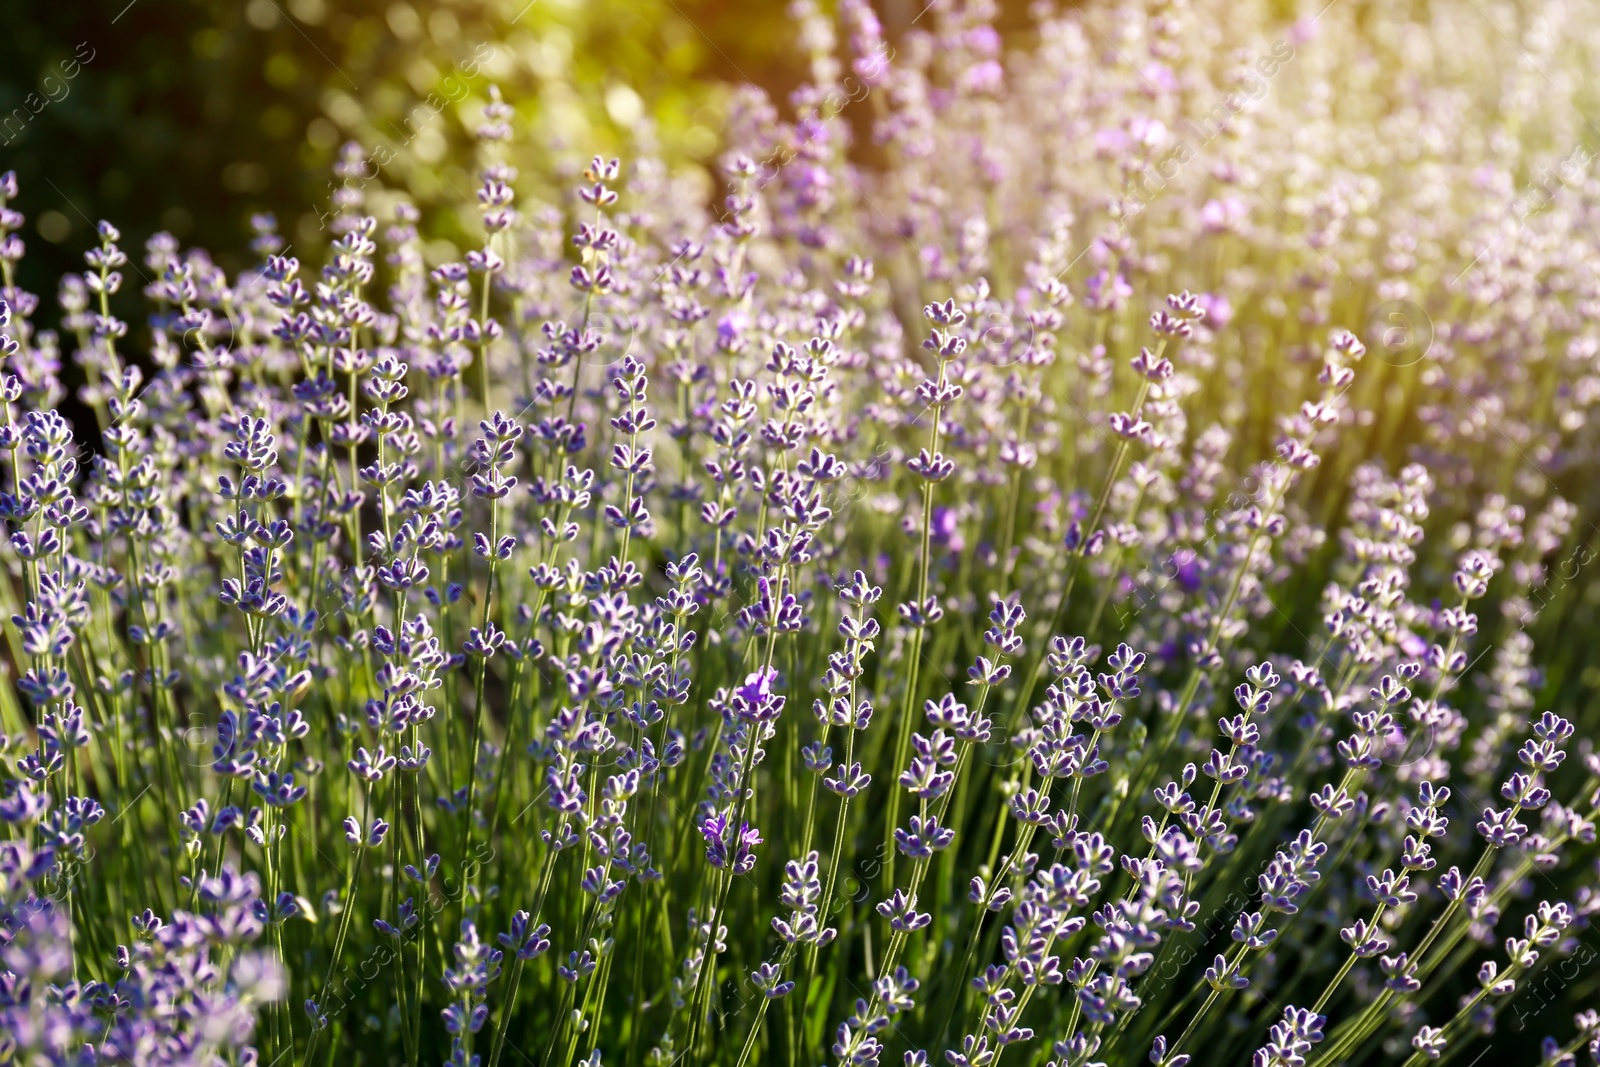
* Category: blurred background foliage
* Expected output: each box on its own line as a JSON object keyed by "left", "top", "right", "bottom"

{"left": 0, "top": 0, "right": 1034, "bottom": 305}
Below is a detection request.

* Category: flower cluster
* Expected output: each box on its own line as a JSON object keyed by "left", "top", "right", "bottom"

{"left": 4, "top": 0, "right": 1600, "bottom": 1065}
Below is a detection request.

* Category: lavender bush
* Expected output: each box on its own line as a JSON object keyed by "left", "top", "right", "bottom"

{"left": 5, "top": 1, "right": 1600, "bottom": 1065}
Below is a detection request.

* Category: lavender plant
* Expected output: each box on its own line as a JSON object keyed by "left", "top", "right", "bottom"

{"left": 5, "top": 1, "right": 1600, "bottom": 1065}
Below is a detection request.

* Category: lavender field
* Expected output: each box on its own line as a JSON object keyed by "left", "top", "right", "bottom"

{"left": 3, "top": 1, "right": 1600, "bottom": 1065}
